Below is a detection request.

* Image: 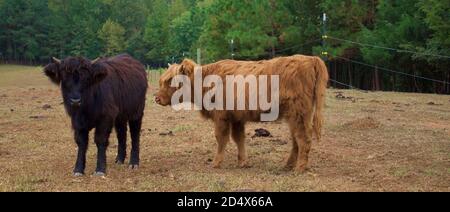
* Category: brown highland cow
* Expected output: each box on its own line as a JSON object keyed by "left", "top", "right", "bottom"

{"left": 155, "top": 55, "right": 329, "bottom": 172}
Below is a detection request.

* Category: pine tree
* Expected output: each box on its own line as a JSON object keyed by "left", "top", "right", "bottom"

{"left": 0, "top": 0, "right": 51, "bottom": 63}
{"left": 143, "top": 0, "right": 170, "bottom": 65}
{"left": 168, "top": 1, "right": 206, "bottom": 62}
{"left": 98, "top": 19, "right": 127, "bottom": 56}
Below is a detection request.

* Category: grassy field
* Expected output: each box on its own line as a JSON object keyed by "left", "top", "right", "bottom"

{"left": 0, "top": 65, "right": 449, "bottom": 192}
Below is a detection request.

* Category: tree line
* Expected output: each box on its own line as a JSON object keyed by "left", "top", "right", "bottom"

{"left": 0, "top": 0, "right": 449, "bottom": 93}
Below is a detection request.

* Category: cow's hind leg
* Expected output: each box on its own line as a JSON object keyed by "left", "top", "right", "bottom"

{"left": 292, "top": 115, "right": 313, "bottom": 173}
{"left": 231, "top": 122, "right": 250, "bottom": 168}
{"left": 94, "top": 120, "right": 113, "bottom": 176}
{"left": 213, "top": 121, "right": 230, "bottom": 168}
{"left": 285, "top": 123, "right": 299, "bottom": 170}
{"left": 129, "top": 117, "right": 142, "bottom": 169}
{"left": 115, "top": 120, "right": 127, "bottom": 165}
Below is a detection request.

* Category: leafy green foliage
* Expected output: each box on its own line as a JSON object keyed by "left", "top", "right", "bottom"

{"left": 0, "top": 0, "right": 448, "bottom": 93}
{"left": 98, "top": 19, "right": 126, "bottom": 56}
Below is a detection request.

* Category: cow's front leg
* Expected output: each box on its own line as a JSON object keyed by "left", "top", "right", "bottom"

{"left": 213, "top": 120, "right": 230, "bottom": 169}
{"left": 231, "top": 122, "right": 250, "bottom": 168}
{"left": 73, "top": 129, "right": 89, "bottom": 176}
{"left": 94, "top": 121, "right": 113, "bottom": 176}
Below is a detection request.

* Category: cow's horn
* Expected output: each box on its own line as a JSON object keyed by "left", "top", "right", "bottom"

{"left": 168, "top": 63, "right": 172, "bottom": 67}
{"left": 52, "top": 57, "right": 61, "bottom": 64}
{"left": 92, "top": 57, "right": 100, "bottom": 64}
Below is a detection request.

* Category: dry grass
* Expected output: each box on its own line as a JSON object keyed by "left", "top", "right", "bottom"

{"left": 0, "top": 65, "right": 449, "bottom": 192}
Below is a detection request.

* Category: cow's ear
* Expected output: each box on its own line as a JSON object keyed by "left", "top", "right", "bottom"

{"left": 178, "top": 65, "right": 187, "bottom": 75}
{"left": 43, "top": 62, "right": 61, "bottom": 84}
{"left": 90, "top": 64, "right": 108, "bottom": 84}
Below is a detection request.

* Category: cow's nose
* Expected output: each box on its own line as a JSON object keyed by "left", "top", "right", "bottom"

{"left": 70, "top": 98, "right": 81, "bottom": 104}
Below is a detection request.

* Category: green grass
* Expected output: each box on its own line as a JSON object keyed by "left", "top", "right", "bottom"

{"left": 0, "top": 65, "right": 48, "bottom": 88}
{"left": 147, "top": 68, "right": 164, "bottom": 85}
{"left": 390, "top": 167, "right": 410, "bottom": 178}
{"left": 172, "top": 125, "right": 192, "bottom": 133}
{"left": 0, "top": 65, "right": 164, "bottom": 88}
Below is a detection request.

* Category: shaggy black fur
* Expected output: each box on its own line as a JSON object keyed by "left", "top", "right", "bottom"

{"left": 44, "top": 54, "right": 148, "bottom": 176}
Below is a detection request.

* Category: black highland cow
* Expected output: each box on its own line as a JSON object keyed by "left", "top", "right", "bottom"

{"left": 44, "top": 54, "right": 148, "bottom": 176}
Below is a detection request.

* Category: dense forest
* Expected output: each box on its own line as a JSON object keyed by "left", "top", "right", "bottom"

{"left": 0, "top": 0, "right": 449, "bottom": 93}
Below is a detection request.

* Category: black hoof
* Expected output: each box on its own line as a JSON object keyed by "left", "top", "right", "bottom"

{"left": 93, "top": 171, "right": 106, "bottom": 177}
{"left": 129, "top": 164, "right": 139, "bottom": 170}
{"left": 115, "top": 158, "right": 125, "bottom": 165}
{"left": 73, "top": 172, "right": 84, "bottom": 177}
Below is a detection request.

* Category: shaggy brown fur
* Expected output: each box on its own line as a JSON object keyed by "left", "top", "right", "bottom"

{"left": 155, "top": 55, "right": 329, "bottom": 172}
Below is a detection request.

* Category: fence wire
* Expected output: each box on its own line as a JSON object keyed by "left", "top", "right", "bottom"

{"left": 327, "top": 36, "right": 450, "bottom": 59}
{"left": 331, "top": 54, "right": 450, "bottom": 85}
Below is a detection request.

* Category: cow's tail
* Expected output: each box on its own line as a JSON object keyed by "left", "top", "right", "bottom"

{"left": 312, "top": 57, "right": 329, "bottom": 142}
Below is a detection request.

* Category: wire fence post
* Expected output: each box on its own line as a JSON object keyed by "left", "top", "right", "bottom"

{"left": 321, "top": 13, "right": 328, "bottom": 61}
{"left": 230, "top": 39, "right": 235, "bottom": 60}
{"left": 197, "top": 48, "right": 202, "bottom": 65}
{"left": 321, "top": 13, "right": 332, "bottom": 88}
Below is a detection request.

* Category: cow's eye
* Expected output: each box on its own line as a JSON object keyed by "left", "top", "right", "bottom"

{"left": 62, "top": 81, "right": 71, "bottom": 89}
{"left": 165, "top": 78, "right": 173, "bottom": 85}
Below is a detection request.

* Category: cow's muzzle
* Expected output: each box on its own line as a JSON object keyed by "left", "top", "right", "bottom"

{"left": 154, "top": 96, "right": 162, "bottom": 105}
{"left": 70, "top": 98, "right": 82, "bottom": 106}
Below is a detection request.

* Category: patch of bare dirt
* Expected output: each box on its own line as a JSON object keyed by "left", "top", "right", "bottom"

{"left": 343, "top": 117, "right": 381, "bottom": 130}
{"left": 1, "top": 68, "right": 449, "bottom": 192}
